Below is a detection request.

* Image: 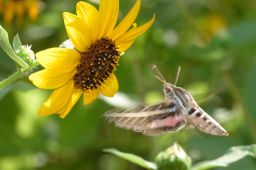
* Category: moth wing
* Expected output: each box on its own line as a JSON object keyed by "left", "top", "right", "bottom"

{"left": 104, "top": 100, "right": 186, "bottom": 136}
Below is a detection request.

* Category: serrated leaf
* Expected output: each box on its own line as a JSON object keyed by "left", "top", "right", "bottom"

{"left": 12, "top": 34, "right": 23, "bottom": 53}
{"left": 191, "top": 144, "right": 256, "bottom": 170}
{"left": 104, "top": 148, "right": 157, "bottom": 170}
{"left": 0, "top": 25, "right": 28, "bottom": 68}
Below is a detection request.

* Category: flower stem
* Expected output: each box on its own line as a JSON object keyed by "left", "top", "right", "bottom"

{"left": 0, "top": 70, "right": 23, "bottom": 90}
{"left": 0, "top": 25, "right": 29, "bottom": 69}
{"left": 5, "top": 49, "right": 29, "bottom": 69}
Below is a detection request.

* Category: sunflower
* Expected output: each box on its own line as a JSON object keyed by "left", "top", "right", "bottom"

{"left": 29, "top": 0, "right": 155, "bottom": 118}
{"left": 0, "top": 0, "right": 41, "bottom": 24}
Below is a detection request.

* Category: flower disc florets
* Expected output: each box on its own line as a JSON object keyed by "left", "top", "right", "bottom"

{"left": 74, "top": 37, "right": 120, "bottom": 91}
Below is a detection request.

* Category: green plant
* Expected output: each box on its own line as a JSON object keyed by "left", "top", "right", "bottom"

{"left": 104, "top": 143, "right": 256, "bottom": 170}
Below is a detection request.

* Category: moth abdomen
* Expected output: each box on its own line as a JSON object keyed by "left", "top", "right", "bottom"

{"left": 187, "top": 107, "right": 229, "bottom": 136}
{"left": 188, "top": 108, "right": 196, "bottom": 115}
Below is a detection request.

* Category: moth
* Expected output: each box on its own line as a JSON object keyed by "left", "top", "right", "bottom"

{"left": 105, "top": 66, "right": 229, "bottom": 136}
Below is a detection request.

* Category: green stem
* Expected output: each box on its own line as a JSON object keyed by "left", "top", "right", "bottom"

{"left": 4, "top": 48, "right": 29, "bottom": 69}
{"left": 0, "top": 70, "right": 23, "bottom": 90}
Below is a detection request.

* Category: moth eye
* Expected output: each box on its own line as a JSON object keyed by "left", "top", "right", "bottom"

{"left": 164, "top": 88, "right": 171, "bottom": 93}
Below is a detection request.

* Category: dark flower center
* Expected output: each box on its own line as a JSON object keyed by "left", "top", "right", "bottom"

{"left": 73, "top": 37, "right": 120, "bottom": 91}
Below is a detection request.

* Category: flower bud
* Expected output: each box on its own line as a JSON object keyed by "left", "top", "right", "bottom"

{"left": 155, "top": 143, "right": 191, "bottom": 170}
{"left": 15, "top": 45, "right": 35, "bottom": 65}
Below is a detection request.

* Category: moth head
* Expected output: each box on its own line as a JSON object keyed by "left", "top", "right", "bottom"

{"left": 163, "top": 82, "right": 175, "bottom": 96}
{"left": 152, "top": 65, "right": 181, "bottom": 97}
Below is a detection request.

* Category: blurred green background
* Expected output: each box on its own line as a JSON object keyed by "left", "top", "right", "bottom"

{"left": 0, "top": 0, "right": 256, "bottom": 169}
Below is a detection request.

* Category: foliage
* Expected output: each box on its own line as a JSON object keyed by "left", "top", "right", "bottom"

{"left": 104, "top": 148, "right": 157, "bottom": 170}
{"left": 0, "top": 0, "right": 256, "bottom": 169}
{"left": 105, "top": 143, "right": 256, "bottom": 170}
{"left": 191, "top": 144, "right": 256, "bottom": 170}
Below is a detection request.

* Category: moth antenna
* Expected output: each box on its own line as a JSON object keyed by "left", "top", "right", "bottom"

{"left": 174, "top": 66, "right": 181, "bottom": 86}
{"left": 152, "top": 65, "right": 166, "bottom": 83}
{"left": 154, "top": 75, "right": 166, "bottom": 84}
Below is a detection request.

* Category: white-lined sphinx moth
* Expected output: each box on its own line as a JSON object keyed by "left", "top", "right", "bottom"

{"left": 105, "top": 66, "right": 229, "bottom": 136}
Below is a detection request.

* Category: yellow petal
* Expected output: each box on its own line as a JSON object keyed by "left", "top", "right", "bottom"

{"left": 117, "top": 40, "right": 135, "bottom": 52}
{"left": 59, "top": 89, "right": 82, "bottom": 118}
{"left": 63, "top": 11, "right": 76, "bottom": 24}
{"left": 0, "top": 0, "right": 3, "bottom": 11}
{"left": 36, "top": 48, "right": 80, "bottom": 73}
{"left": 109, "top": 0, "right": 140, "bottom": 40}
{"left": 38, "top": 81, "right": 74, "bottom": 116}
{"left": 98, "top": 0, "right": 119, "bottom": 37}
{"left": 63, "top": 12, "right": 91, "bottom": 52}
{"left": 28, "top": 1, "right": 40, "bottom": 20}
{"left": 116, "top": 15, "right": 155, "bottom": 44}
{"left": 4, "top": 2, "right": 15, "bottom": 23}
{"left": 76, "top": 1, "right": 99, "bottom": 42}
{"left": 29, "top": 69, "right": 74, "bottom": 89}
{"left": 16, "top": 3, "right": 25, "bottom": 24}
{"left": 83, "top": 89, "right": 100, "bottom": 105}
{"left": 101, "top": 74, "right": 119, "bottom": 97}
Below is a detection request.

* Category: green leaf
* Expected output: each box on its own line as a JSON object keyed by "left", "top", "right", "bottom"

{"left": 104, "top": 148, "right": 157, "bottom": 170}
{"left": 12, "top": 34, "right": 23, "bottom": 53}
{"left": 0, "top": 25, "right": 28, "bottom": 68}
{"left": 12, "top": 34, "right": 36, "bottom": 66}
{"left": 191, "top": 144, "right": 256, "bottom": 170}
